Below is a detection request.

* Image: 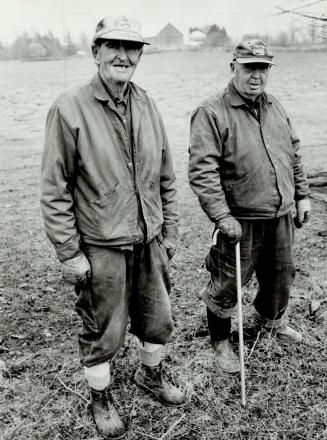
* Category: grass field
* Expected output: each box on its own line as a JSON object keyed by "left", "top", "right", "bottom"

{"left": 0, "top": 49, "right": 327, "bottom": 440}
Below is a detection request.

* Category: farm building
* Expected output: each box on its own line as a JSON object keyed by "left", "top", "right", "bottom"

{"left": 189, "top": 30, "right": 207, "bottom": 48}
{"left": 146, "top": 23, "right": 184, "bottom": 50}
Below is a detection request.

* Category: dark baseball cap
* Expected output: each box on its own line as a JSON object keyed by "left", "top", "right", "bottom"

{"left": 233, "top": 39, "right": 276, "bottom": 65}
{"left": 92, "top": 16, "right": 150, "bottom": 45}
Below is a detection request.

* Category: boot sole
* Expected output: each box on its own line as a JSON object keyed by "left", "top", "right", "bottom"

{"left": 90, "top": 406, "right": 127, "bottom": 440}
{"left": 214, "top": 357, "right": 241, "bottom": 373}
{"left": 215, "top": 362, "right": 241, "bottom": 373}
{"left": 134, "top": 377, "right": 187, "bottom": 408}
{"left": 94, "top": 422, "right": 127, "bottom": 440}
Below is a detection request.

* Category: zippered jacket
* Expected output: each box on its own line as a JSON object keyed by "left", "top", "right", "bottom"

{"left": 188, "top": 81, "right": 310, "bottom": 222}
{"left": 41, "top": 73, "right": 178, "bottom": 261}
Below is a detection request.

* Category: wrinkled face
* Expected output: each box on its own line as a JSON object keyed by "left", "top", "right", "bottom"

{"left": 231, "top": 61, "right": 271, "bottom": 100}
{"left": 92, "top": 39, "right": 143, "bottom": 88}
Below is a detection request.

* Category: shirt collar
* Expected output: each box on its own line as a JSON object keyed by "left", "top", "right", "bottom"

{"left": 92, "top": 72, "right": 144, "bottom": 105}
{"left": 107, "top": 82, "right": 130, "bottom": 108}
{"left": 91, "top": 73, "right": 130, "bottom": 106}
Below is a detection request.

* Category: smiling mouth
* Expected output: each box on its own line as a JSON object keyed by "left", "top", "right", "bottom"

{"left": 113, "top": 65, "right": 131, "bottom": 71}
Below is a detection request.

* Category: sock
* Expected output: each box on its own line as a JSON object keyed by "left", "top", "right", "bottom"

{"left": 137, "top": 339, "right": 163, "bottom": 367}
{"left": 207, "top": 307, "right": 231, "bottom": 342}
{"left": 84, "top": 361, "right": 110, "bottom": 391}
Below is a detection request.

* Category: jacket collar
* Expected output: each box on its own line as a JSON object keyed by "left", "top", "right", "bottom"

{"left": 91, "top": 72, "right": 146, "bottom": 103}
{"left": 228, "top": 79, "right": 272, "bottom": 107}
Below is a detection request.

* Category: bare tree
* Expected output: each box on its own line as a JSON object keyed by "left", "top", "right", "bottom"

{"left": 275, "top": 0, "right": 327, "bottom": 40}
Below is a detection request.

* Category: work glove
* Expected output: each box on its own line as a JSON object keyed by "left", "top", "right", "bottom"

{"left": 61, "top": 252, "right": 91, "bottom": 285}
{"left": 216, "top": 214, "right": 242, "bottom": 245}
{"left": 294, "top": 198, "right": 311, "bottom": 228}
{"left": 163, "top": 235, "right": 178, "bottom": 260}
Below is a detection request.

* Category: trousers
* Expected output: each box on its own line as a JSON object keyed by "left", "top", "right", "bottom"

{"left": 75, "top": 235, "right": 173, "bottom": 367}
{"left": 201, "top": 212, "right": 296, "bottom": 327}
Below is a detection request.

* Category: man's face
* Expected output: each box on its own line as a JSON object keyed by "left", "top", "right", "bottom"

{"left": 232, "top": 61, "right": 271, "bottom": 100}
{"left": 93, "top": 39, "right": 143, "bottom": 88}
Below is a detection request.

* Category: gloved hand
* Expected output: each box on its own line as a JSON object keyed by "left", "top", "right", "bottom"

{"left": 163, "top": 235, "right": 178, "bottom": 260}
{"left": 295, "top": 198, "right": 311, "bottom": 228}
{"left": 61, "top": 252, "right": 91, "bottom": 285}
{"left": 216, "top": 214, "right": 242, "bottom": 245}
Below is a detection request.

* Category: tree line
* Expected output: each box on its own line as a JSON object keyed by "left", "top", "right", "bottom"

{"left": 0, "top": 31, "right": 91, "bottom": 61}
{"left": 189, "top": 22, "right": 327, "bottom": 47}
{"left": 1, "top": 20, "right": 326, "bottom": 61}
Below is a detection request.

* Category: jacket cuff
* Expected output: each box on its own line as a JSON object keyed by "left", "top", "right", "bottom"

{"left": 54, "top": 234, "right": 81, "bottom": 262}
{"left": 162, "top": 222, "right": 178, "bottom": 239}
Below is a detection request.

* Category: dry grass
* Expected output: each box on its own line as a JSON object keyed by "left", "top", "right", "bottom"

{"left": 0, "top": 50, "right": 327, "bottom": 439}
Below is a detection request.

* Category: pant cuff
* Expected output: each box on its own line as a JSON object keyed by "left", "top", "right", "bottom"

{"left": 200, "top": 284, "right": 236, "bottom": 319}
{"left": 254, "top": 310, "right": 283, "bottom": 330}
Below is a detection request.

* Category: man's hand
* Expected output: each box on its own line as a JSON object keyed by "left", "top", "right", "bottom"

{"left": 295, "top": 198, "right": 311, "bottom": 228}
{"left": 61, "top": 252, "right": 91, "bottom": 285}
{"left": 163, "top": 235, "right": 178, "bottom": 260}
{"left": 216, "top": 214, "right": 242, "bottom": 245}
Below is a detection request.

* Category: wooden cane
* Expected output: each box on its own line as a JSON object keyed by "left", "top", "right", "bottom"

{"left": 235, "top": 242, "right": 246, "bottom": 406}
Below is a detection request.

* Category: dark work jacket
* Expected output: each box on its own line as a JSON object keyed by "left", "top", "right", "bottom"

{"left": 41, "top": 73, "right": 178, "bottom": 261}
{"left": 188, "top": 80, "right": 310, "bottom": 222}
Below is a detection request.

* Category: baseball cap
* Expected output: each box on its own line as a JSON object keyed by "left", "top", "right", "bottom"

{"left": 233, "top": 39, "right": 276, "bottom": 65}
{"left": 92, "top": 16, "right": 150, "bottom": 45}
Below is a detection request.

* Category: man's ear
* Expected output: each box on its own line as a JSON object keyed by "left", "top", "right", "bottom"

{"left": 92, "top": 44, "right": 100, "bottom": 65}
{"left": 230, "top": 62, "right": 235, "bottom": 73}
{"left": 138, "top": 46, "right": 144, "bottom": 61}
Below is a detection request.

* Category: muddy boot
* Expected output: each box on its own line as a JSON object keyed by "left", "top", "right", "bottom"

{"left": 134, "top": 363, "right": 187, "bottom": 407}
{"left": 207, "top": 307, "right": 240, "bottom": 373}
{"left": 274, "top": 324, "right": 303, "bottom": 343}
{"left": 212, "top": 339, "right": 240, "bottom": 373}
{"left": 90, "top": 387, "right": 126, "bottom": 439}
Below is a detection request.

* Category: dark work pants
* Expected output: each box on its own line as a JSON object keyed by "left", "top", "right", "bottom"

{"left": 75, "top": 236, "right": 173, "bottom": 367}
{"left": 201, "top": 212, "right": 296, "bottom": 328}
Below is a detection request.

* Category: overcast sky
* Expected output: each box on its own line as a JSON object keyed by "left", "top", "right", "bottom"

{"left": 0, "top": 0, "right": 325, "bottom": 44}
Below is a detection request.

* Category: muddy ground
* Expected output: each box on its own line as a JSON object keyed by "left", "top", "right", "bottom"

{"left": 0, "top": 50, "right": 326, "bottom": 439}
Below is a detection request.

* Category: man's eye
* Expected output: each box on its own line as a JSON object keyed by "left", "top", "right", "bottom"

{"left": 125, "top": 43, "right": 141, "bottom": 51}
{"left": 105, "top": 42, "right": 118, "bottom": 50}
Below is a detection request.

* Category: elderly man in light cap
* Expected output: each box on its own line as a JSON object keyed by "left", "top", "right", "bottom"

{"left": 41, "top": 15, "right": 186, "bottom": 439}
{"left": 189, "top": 39, "right": 311, "bottom": 373}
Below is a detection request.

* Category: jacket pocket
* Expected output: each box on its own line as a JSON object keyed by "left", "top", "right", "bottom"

{"left": 225, "top": 166, "right": 269, "bottom": 209}
{"left": 88, "top": 184, "right": 137, "bottom": 240}
{"left": 89, "top": 181, "right": 120, "bottom": 208}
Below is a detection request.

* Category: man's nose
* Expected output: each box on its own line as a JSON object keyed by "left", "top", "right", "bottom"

{"left": 116, "top": 44, "right": 128, "bottom": 59}
{"left": 251, "top": 68, "right": 261, "bottom": 77}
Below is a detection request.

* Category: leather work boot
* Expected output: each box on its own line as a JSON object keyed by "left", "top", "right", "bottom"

{"left": 134, "top": 363, "right": 187, "bottom": 407}
{"left": 212, "top": 339, "right": 241, "bottom": 373}
{"left": 90, "top": 387, "right": 126, "bottom": 439}
{"left": 274, "top": 324, "right": 303, "bottom": 343}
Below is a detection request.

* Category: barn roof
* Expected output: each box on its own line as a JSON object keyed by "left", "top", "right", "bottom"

{"left": 156, "top": 23, "right": 183, "bottom": 37}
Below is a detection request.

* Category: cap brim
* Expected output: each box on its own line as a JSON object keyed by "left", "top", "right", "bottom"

{"left": 235, "top": 56, "right": 276, "bottom": 65}
{"left": 93, "top": 30, "right": 150, "bottom": 45}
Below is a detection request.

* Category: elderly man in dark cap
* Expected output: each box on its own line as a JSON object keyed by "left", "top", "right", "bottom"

{"left": 189, "top": 39, "right": 311, "bottom": 373}
{"left": 41, "top": 15, "right": 186, "bottom": 439}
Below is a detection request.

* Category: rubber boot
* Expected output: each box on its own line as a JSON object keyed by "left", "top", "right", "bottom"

{"left": 90, "top": 386, "right": 126, "bottom": 439}
{"left": 207, "top": 307, "right": 240, "bottom": 373}
{"left": 134, "top": 363, "right": 187, "bottom": 407}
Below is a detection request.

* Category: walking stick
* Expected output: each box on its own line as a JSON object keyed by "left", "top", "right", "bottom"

{"left": 235, "top": 242, "right": 246, "bottom": 406}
